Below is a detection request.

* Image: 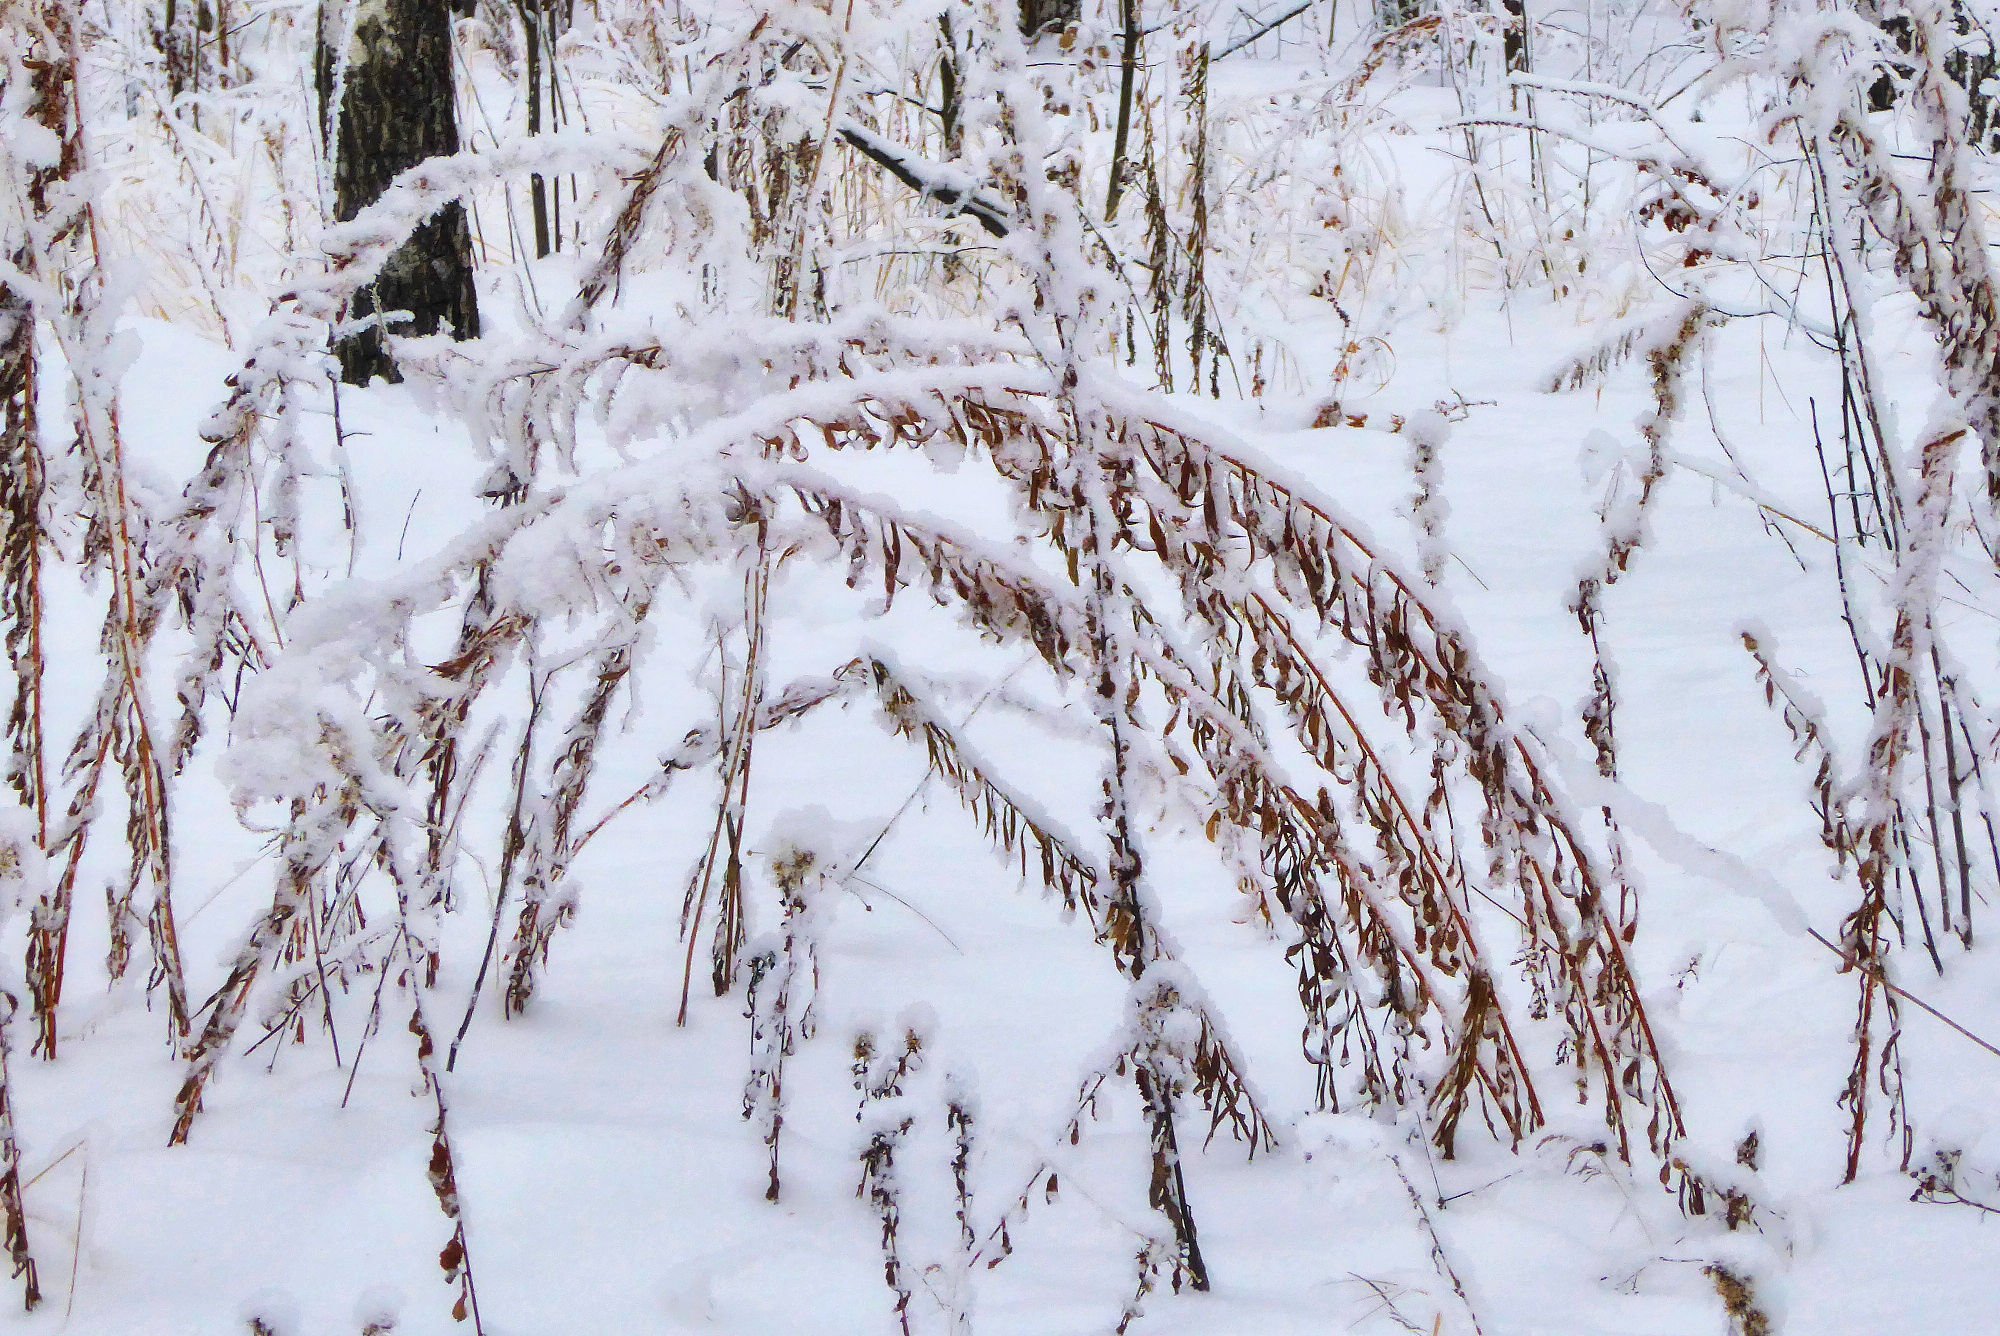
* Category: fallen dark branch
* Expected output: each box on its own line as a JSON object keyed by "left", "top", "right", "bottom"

{"left": 1807, "top": 927, "right": 2000, "bottom": 1062}
{"left": 1216, "top": 0, "right": 1315, "bottom": 59}
{"left": 835, "top": 4, "right": 1310, "bottom": 239}
{"left": 836, "top": 119, "right": 1013, "bottom": 237}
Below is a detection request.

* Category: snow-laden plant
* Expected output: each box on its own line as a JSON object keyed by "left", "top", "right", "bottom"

{"left": 84, "top": 7, "right": 1758, "bottom": 1327}
{"left": 1507, "top": 0, "right": 2000, "bottom": 1187}
{"left": 1, "top": 0, "right": 202, "bottom": 1080}
{"left": 20, "top": 0, "right": 2000, "bottom": 1328}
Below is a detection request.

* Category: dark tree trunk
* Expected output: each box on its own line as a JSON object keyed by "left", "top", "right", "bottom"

{"left": 1377, "top": 0, "right": 1422, "bottom": 30}
{"left": 1943, "top": 7, "right": 2000, "bottom": 149}
{"left": 1868, "top": 3, "right": 1998, "bottom": 146}
{"left": 318, "top": 0, "right": 481, "bottom": 385}
{"left": 157, "top": 0, "right": 200, "bottom": 101}
{"left": 514, "top": 0, "right": 577, "bottom": 258}
{"left": 1105, "top": 0, "right": 1139, "bottom": 217}
{"left": 1018, "top": 0, "right": 1078, "bottom": 34}
{"left": 1870, "top": 14, "right": 1912, "bottom": 110}
{"left": 1502, "top": 0, "right": 1527, "bottom": 78}
{"left": 937, "top": 15, "right": 962, "bottom": 156}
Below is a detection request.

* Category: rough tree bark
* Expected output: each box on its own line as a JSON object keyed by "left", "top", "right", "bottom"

{"left": 1019, "top": 0, "right": 1079, "bottom": 34}
{"left": 157, "top": 0, "right": 201, "bottom": 100}
{"left": 317, "top": 0, "right": 481, "bottom": 385}
{"left": 1104, "top": 0, "right": 1139, "bottom": 216}
{"left": 1869, "top": 2, "right": 1999, "bottom": 147}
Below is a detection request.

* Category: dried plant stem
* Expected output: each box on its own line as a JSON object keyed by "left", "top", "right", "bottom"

{"left": 1078, "top": 453, "right": 1209, "bottom": 1292}
{"left": 449, "top": 666, "right": 546, "bottom": 1071}
{"left": 679, "top": 533, "right": 771, "bottom": 1023}
{"left": 15, "top": 0, "right": 191, "bottom": 1056}
{"left": 0, "top": 996, "right": 41, "bottom": 1311}
{"left": 1390, "top": 1152, "right": 1485, "bottom": 1336}
{"left": 407, "top": 948, "right": 487, "bottom": 1333}
{"left": 503, "top": 608, "right": 648, "bottom": 1014}
{"left": 170, "top": 838, "right": 315, "bottom": 1145}
{"left": 0, "top": 270, "right": 47, "bottom": 854}
{"left": 0, "top": 0, "right": 66, "bottom": 864}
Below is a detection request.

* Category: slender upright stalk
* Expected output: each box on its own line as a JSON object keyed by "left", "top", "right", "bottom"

{"left": 1106, "top": 0, "right": 1141, "bottom": 218}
